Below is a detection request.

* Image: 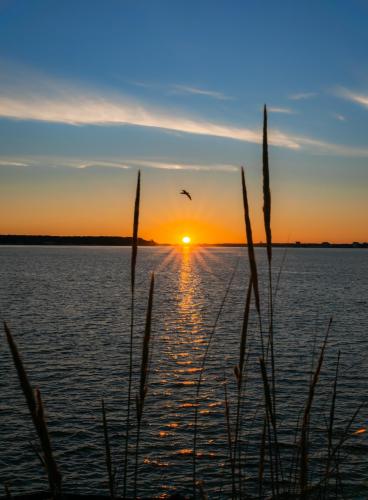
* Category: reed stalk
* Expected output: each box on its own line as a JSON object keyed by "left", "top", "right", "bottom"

{"left": 262, "top": 104, "right": 282, "bottom": 489}
{"left": 262, "top": 105, "right": 272, "bottom": 265}
{"left": 102, "top": 399, "right": 115, "bottom": 499}
{"left": 258, "top": 418, "right": 266, "bottom": 499}
{"left": 234, "top": 278, "right": 252, "bottom": 391}
{"left": 134, "top": 273, "right": 154, "bottom": 499}
{"left": 224, "top": 379, "right": 236, "bottom": 498}
{"left": 259, "top": 356, "right": 279, "bottom": 496}
{"left": 233, "top": 277, "right": 252, "bottom": 496}
{"left": 123, "top": 170, "right": 141, "bottom": 498}
{"left": 3, "top": 321, "right": 62, "bottom": 497}
{"left": 262, "top": 104, "right": 274, "bottom": 390}
{"left": 241, "top": 167, "right": 261, "bottom": 321}
{"left": 240, "top": 163, "right": 266, "bottom": 438}
{"left": 324, "top": 350, "right": 340, "bottom": 495}
{"left": 287, "top": 409, "right": 302, "bottom": 497}
{"left": 322, "top": 400, "right": 365, "bottom": 483}
{"left": 131, "top": 171, "right": 141, "bottom": 295}
{"left": 192, "top": 260, "right": 239, "bottom": 498}
{"left": 299, "top": 317, "right": 332, "bottom": 498}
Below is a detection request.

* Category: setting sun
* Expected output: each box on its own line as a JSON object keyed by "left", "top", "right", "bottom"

{"left": 182, "top": 235, "right": 191, "bottom": 244}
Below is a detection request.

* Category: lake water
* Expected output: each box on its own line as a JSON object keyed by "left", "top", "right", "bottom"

{"left": 1, "top": 246, "right": 367, "bottom": 498}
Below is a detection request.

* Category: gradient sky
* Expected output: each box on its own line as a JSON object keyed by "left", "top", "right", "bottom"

{"left": 0, "top": 0, "right": 368, "bottom": 243}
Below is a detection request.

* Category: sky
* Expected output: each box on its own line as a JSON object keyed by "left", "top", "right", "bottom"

{"left": 0, "top": 0, "right": 368, "bottom": 243}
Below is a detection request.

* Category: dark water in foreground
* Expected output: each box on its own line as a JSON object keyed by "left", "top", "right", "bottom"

{"left": 0, "top": 246, "right": 367, "bottom": 498}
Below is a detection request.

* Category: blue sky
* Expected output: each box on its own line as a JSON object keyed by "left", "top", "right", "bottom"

{"left": 0, "top": 0, "right": 367, "bottom": 242}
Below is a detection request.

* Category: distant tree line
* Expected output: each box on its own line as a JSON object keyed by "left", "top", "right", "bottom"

{"left": 0, "top": 235, "right": 157, "bottom": 246}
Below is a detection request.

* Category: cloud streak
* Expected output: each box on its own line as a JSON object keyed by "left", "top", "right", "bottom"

{"left": 289, "top": 92, "right": 317, "bottom": 100}
{"left": 170, "top": 84, "right": 232, "bottom": 100}
{"left": 0, "top": 155, "right": 239, "bottom": 172}
{"left": 0, "top": 159, "right": 30, "bottom": 167}
{"left": 0, "top": 70, "right": 300, "bottom": 149}
{"left": 332, "top": 112, "right": 346, "bottom": 122}
{"left": 1, "top": 65, "right": 368, "bottom": 157}
{"left": 268, "top": 106, "right": 294, "bottom": 114}
{"left": 127, "top": 159, "right": 238, "bottom": 172}
{"left": 336, "top": 87, "right": 368, "bottom": 109}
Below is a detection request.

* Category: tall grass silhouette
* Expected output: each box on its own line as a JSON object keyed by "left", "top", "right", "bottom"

{"left": 123, "top": 170, "right": 140, "bottom": 499}
{"left": 134, "top": 272, "right": 154, "bottom": 498}
{"left": 2, "top": 109, "right": 366, "bottom": 500}
{"left": 3, "top": 321, "right": 62, "bottom": 497}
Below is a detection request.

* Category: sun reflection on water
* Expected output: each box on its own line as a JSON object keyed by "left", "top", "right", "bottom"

{"left": 150, "top": 245, "right": 229, "bottom": 484}
{"left": 178, "top": 246, "right": 201, "bottom": 331}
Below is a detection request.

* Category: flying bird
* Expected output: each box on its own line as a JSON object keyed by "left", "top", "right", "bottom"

{"left": 180, "top": 189, "right": 192, "bottom": 200}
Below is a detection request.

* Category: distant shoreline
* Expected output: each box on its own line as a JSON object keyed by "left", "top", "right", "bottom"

{"left": 0, "top": 235, "right": 367, "bottom": 248}
{"left": 0, "top": 235, "right": 156, "bottom": 246}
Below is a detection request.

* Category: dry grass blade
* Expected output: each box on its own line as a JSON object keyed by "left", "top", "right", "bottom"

{"left": 131, "top": 170, "right": 141, "bottom": 294}
{"left": 224, "top": 379, "right": 236, "bottom": 498}
{"left": 34, "top": 389, "right": 62, "bottom": 496}
{"left": 260, "top": 357, "right": 280, "bottom": 496}
{"left": 3, "top": 321, "right": 62, "bottom": 496}
{"left": 288, "top": 409, "right": 303, "bottom": 497}
{"left": 262, "top": 104, "right": 272, "bottom": 264}
{"left": 300, "top": 317, "right": 332, "bottom": 498}
{"left": 259, "top": 357, "right": 276, "bottom": 429}
{"left": 235, "top": 277, "right": 252, "bottom": 389}
{"left": 258, "top": 418, "right": 266, "bottom": 499}
{"left": 241, "top": 167, "right": 261, "bottom": 316}
{"left": 262, "top": 104, "right": 279, "bottom": 488}
{"left": 192, "top": 260, "right": 239, "bottom": 498}
{"left": 124, "top": 169, "right": 141, "bottom": 498}
{"left": 136, "top": 273, "right": 154, "bottom": 423}
{"left": 134, "top": 273, "right": 155, "bottom": 498}
{"left": 102, "top": 399, "right": 115, "bottom": 499}
{"left": 233, "top": 277, "right": 252, "bottom": 497}
{"left": 323, "top": 400, "right": 366, "bottom": 483}
{"left": 324, "top": 349, "right": 340, "bottom": 494}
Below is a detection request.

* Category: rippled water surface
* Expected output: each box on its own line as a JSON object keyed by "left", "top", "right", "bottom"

{"left": 1, "top": 246, "right": 368, "bottom": 497}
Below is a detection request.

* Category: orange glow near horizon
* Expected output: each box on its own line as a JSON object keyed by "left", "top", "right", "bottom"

{"left": 1, "top": 168, "right": 367, "bottom": 244}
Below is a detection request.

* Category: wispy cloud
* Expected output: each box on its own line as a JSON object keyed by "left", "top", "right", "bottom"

{"left": 0, "top": 156, "right": 131, "bottom": 170}
{"left": 268, "top": 106, "right": 294, "bottom": 114}
{"left": 0, "top": 159, "right": 30, "bottom": 167}
{"left": 0, "top": 155, "right": 239, "bottom": 172}
{"left": 336, "top": 87, "right": 368, "bottom": 109}
{"left": 77, "top": 161, "right": 130, "bottom": 169}
{"left": 170, "top": 84, "right": 233, "bottom": 100}
{"left": 130, "top": 80, "right": 233, "bottom": 101}
{"left": 0, "top": 66, "right": 299, "bottom": 149}
{"left": 290, "top": 136, "right": 368, "bottom": 158}
{"left": 332, "top": 112, "right": 346, "bottom": 121}
{"left": 128, "top": 159, "right": 238, "bottom": 172}
{"left": 1, "top": 64, "right": 368, "bottom": 157}
{"left": 289, "top": 92, "right": 317, "bottom": 101}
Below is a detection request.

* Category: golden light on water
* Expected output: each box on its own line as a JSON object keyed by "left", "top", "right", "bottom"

{"left": 353, "top": 428, "right": 366, "bottom": 435}
{"left": 182, "top": 235, "right": 191, "bottom": 244}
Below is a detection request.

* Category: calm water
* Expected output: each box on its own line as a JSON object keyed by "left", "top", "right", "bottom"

{"left": 0, "top": 246, "right": 367, "bottom": 498}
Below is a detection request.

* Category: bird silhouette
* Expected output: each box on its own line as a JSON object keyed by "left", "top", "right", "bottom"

{"left": 180, "top": 189, "right": 192, "bottom": 200}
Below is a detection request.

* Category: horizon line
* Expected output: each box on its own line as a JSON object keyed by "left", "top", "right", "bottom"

{"left": 0, "top": 234, "right": 367, "bottom": 247}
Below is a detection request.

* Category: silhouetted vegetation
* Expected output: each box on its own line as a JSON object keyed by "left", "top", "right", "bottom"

{"left": 0, "top": 235, "right": 156, "bottom": 246}
{"left": 1, "top": 108, "right": 366, "bottom": 500}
